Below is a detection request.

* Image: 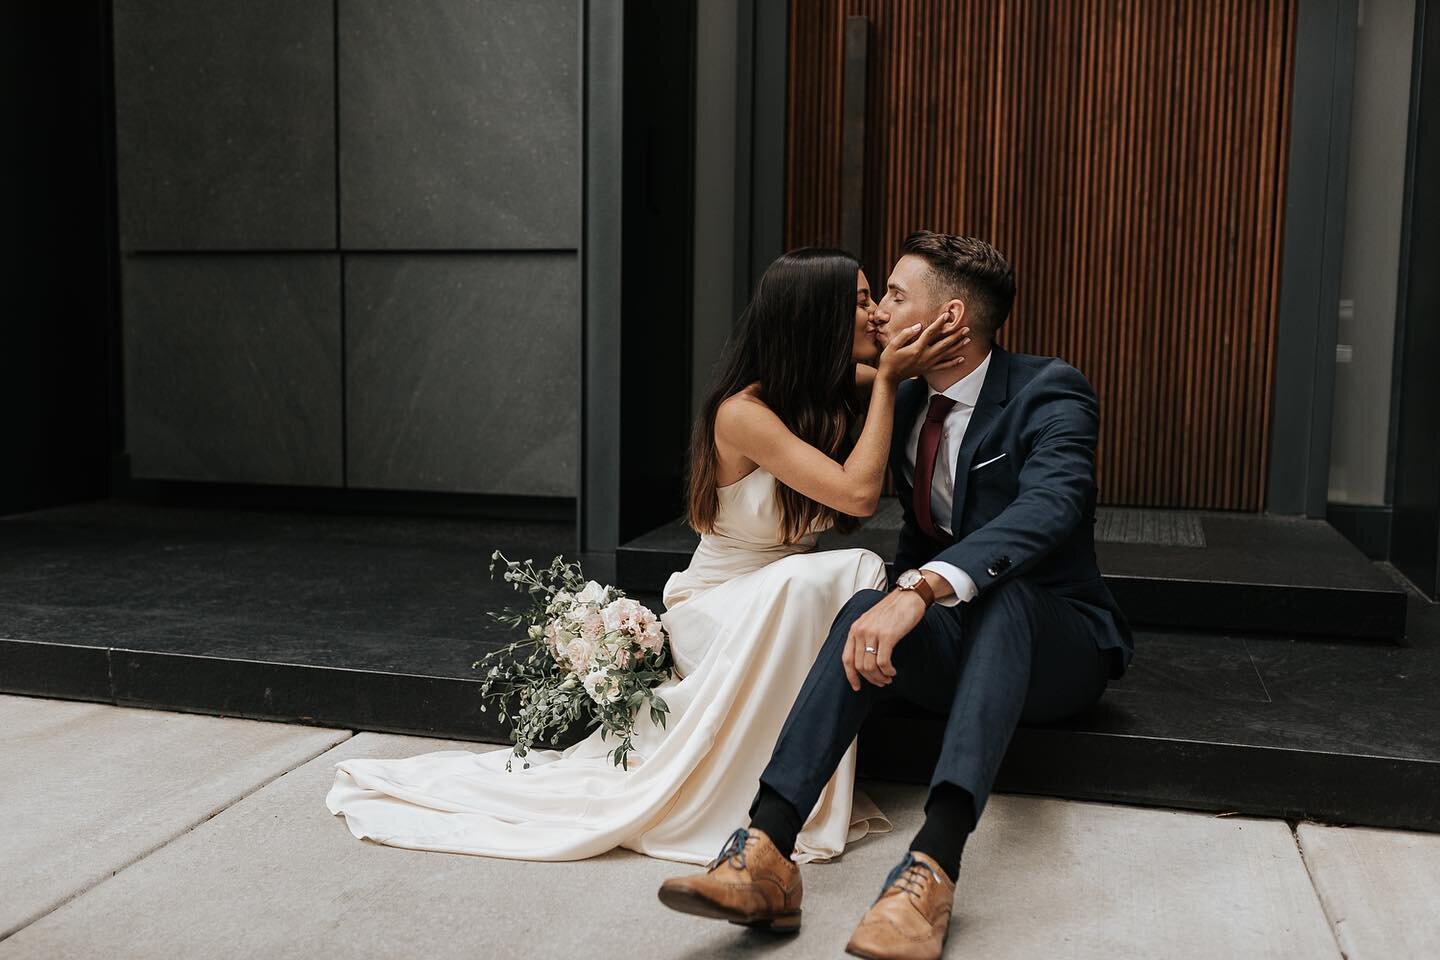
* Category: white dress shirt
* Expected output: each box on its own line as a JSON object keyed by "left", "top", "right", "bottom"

{"left": 900, "top": 349, "right": 993, "bottom": 607}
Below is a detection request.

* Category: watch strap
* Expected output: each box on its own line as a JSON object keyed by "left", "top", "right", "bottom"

{"left": 898, "top": 571, "right": 935, "bottom": 608}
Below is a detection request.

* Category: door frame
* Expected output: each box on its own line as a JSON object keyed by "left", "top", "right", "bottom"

{"left": 1267, "top": 0, "right": 1359, "bottom": 517}
{"left": 734, "top": 0, "right": 1360, "bottom": 517}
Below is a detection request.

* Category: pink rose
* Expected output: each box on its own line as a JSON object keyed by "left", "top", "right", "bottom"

{"left": 565, "top": 637, "right": 594, "bottom": 673}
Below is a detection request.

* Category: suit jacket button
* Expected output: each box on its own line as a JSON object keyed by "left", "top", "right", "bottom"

{"left": 986, "top": 566, "right": 998, "bottom": 578}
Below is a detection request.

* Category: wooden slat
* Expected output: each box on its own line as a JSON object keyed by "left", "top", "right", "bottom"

{"left": 785, "top": 0, "right": 1297, "bottom": 510}
{"left": 840, "top": 17, "right": 870, "bottom": 256}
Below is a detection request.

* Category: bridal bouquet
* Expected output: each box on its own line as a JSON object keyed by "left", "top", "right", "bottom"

{"left": 474, "top": 551, "right": 673, "bottom": 771}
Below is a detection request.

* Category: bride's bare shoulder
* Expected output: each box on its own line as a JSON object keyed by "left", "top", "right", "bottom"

{"left": 714, "top": 385, "right": 777, "bottom": 453}
{"left": 728, "top": 382, "right": 764, "bottom": 403}
{"left": 716, "top": 384, "right": 768, "bottom": 423}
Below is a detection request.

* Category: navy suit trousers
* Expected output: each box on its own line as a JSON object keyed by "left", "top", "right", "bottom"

{"left": 750, "top": 576, "right": 1110, "bottom": 826}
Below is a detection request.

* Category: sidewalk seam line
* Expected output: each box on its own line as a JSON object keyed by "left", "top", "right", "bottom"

{"left": 0, "top": 730, "right": 355, "bottom": 944}
{"left": 1292, "top": 824, "right": 1351, "bottom": 960}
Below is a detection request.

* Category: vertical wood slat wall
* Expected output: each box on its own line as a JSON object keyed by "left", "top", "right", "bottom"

{"left": 786, "top": 0, "right": 1296, "bottom": 510}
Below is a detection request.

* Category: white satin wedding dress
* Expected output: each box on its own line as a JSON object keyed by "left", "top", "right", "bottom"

{"left": 326, "top": 467, "right": 892, "bottom": 864}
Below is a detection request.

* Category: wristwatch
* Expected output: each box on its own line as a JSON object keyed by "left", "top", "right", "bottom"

{"left": 894, "top": 569, "right": 935, "bottom": 608}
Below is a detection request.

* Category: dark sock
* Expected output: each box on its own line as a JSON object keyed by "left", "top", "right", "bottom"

{"left": 748, "top": 783, "right": 802, "bottom": 859}
{"left": 909, "top": 782, "right": 977, "bottom": 883}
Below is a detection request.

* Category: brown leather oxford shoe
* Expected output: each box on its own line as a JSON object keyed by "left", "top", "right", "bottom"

{"left": 657, "top": 827, "right": 803, "bottom": 932}
{"left": 845, "top": 850, "right": 956, "bottom": 960}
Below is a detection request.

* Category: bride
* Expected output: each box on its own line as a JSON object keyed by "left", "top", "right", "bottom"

{"left": 326, "top": 248, "right": 969, "bottom": 864}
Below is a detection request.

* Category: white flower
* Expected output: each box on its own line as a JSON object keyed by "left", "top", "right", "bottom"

{"left": 601, "top": 597, "right": 639, "bottom": 634}
{"left": 639, "top": 621, "right": 665, "bottom": 653}
{"left": 543, "top": 621, "right": 566, "bottom": 662}
{"left": 575, "top": 580, "right": 607, "bottom": 606}
{"left": 565, "top": 637, "right": 594, "bottom": 673}
{"left": 582, "top": 666, "right": 623, "bottom": 705}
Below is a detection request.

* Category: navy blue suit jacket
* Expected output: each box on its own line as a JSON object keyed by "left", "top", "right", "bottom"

{"left": 889, "top": 344, "right": 1134, "bottom": 676}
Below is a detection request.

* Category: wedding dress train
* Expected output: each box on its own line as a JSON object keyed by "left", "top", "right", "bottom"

{"left": 326, "top": 467, "right": 892, "bottom": 864}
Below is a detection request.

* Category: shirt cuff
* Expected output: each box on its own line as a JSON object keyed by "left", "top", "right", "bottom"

{"left": 920, "top": 561, "right": 978, "bottom": 607}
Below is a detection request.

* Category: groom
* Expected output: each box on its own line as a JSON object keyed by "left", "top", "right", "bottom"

{"left": 658, "top": 232, "right": 1134, "bottom": 959}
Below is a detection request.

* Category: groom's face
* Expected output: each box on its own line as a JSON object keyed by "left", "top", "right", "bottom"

{"left": 871, "top": 254, "right": 944, "bottom": 348}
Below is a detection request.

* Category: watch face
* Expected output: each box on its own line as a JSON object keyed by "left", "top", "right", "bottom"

{"left": 898, "top": 570, "right": 922, "bottom": 589}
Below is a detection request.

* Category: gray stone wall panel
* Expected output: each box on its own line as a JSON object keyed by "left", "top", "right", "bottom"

{"left": 339, "top": 0, "right": 581, "bottom": 249}
{"left": 113, "top": 0, "right": 337, "bottom": 250}
{"left": 344, "top": 253, "right": 578, "bottom": 496}
{"left": 123, "top": 255, "right": 344, "bottom": 485}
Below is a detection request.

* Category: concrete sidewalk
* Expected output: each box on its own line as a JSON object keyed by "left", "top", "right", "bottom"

{"left": 2, "top": 694, "right": 1433, "bottom": 959}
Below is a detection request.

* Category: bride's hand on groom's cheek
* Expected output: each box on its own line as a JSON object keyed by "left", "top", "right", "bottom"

{"left": 842, "top": 591, "right": 927, "bottom": 691}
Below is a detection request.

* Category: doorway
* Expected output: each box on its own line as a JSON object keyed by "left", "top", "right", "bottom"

{"left": 785, "top": 0, "right": 1298, "bottom": 511}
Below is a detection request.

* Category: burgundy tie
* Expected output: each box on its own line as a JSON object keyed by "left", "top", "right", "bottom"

{"left": 913, "top": 394, "right": 958, "bottom": 540}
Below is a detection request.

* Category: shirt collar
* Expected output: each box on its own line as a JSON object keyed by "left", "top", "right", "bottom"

{"left": 926, "top": 348, "right": 992, "bottom": 407}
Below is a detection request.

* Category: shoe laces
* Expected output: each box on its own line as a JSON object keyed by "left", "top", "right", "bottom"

{"left": 708, "top": 827, "right": 751, "bottom": 872}
{"left": 875, "top": 852, "right": 942, "bottom": 904}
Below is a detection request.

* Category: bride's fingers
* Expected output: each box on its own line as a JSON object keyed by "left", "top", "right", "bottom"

{"left": 912, "top": 316, "right": 946, "bottom": 347}
{"left": 895, "top": 318, "right": 944, "bottom": 359}
{"left": 913, "top": 337, "right": 965, "bottom": 366}
{"left": 928, "top": 338, "right": 972, "bottom": 362}
{"left": 885, "top": 322, "right": 924, "bottom": 352}
{"left": 934, "top": 348, "right": 969, "bottom": 369}
{"left": 936, "top": 344, "right": 971, "bottom": 365}
{"left": 927, "top": 327, "right": 970, "bottom": 352}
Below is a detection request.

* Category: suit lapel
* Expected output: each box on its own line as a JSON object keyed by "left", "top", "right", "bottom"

{"left": 890, "top": 377, "right": 926, "bottom": 499}
{"left": 948, "top": 345, "right": 1011, "bottom": 536}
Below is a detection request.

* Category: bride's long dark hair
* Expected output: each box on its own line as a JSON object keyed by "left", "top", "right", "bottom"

{"left": 686, "top": 248, "right": 864, "bottom": 544}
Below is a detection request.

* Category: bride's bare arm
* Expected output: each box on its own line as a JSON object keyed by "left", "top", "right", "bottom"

{"left": 716, "top": 381, "right": 898, "bottom": 516}
{"left": 856, "top": 363, "right": 878, "bottom": 399}
{"left": 715, "top": 321, "right": 968, "bottom": 517}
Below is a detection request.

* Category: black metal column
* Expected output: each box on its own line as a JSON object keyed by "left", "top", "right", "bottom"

{"left": 1392, "top": 0, "right": 1440, "bottom": 598}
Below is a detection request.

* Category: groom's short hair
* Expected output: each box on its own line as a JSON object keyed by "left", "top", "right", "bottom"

{"left": 902, "top": 231, "right": 1016, "bottom": 336}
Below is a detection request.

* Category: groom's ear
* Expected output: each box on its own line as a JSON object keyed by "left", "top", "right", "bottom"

{"left": 941, "top": 298, "right": 966, "bottom": 331}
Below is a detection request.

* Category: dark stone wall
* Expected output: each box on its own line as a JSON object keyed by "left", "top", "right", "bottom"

{"left": 0, "top": 3, "right": 118, "bottom": 516}
{"left": 338, "top": 1, "right": 580, "bottom": 250}
{"left": 113, "top": 0, "right": 336, "bottom": 250}
{"left": 112, "top": 0, "right": 580, "bottom": 496}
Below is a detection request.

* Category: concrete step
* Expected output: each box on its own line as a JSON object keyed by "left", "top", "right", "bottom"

{"left": 5, "top": 604, "right": 1438, "bottom": 833}
{"left": 617, "top": 509, "right": 1409, "bottom": 641}
{"left": 1, "top": 501, "right": 1433, "bottom": 841}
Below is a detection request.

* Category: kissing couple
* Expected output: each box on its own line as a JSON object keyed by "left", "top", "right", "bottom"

{"left": 327, "top": 230, "right": 1134, "bottom": 960}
